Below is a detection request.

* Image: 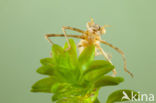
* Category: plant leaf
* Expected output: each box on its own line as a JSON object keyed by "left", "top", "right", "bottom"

{"left": 52, "top": 44, "right": 70, "bottom": 67}
{"left": 64, "top": 39, "right": 80, "bottom": 80}
{"left": 83, "top": 60, "right": 114, "bottom": 81}
{"left": 40, "top": 58, "right": 54, "bottom": 66}
{"left": 94, "top": 76, "right": 124, "bottom": 88}
{"left": 64, "top": 39, "right": 78, "bottom": 68}
{"left": 31, "top": 77, "right": 57, "bottom": 93}
{"left": 52, "top": 93, "right": 61, "bottom": 102}
{"left": 37, "top": 65, "right": 55, "bottom": 75}
{"left": 51, "top": 84, "right": 73, "bottom": 102}
{"left": 94, "top": 98, "right": 100, "bottom": 103}
{"left": 78, "top": 45, "right": 95, "bottom": 71}
{"left": 106, "top": 89, "right": 139, "bottom": 103}
{"left": 56, "top": 66, "right": 77, "bottom": 83}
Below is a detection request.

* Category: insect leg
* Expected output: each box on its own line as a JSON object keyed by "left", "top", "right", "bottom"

{"left": 96, "top": 45, "right": 117, "bottom": 76}
{"left": 45, "top": 34, "right": 84, "bottom": 45}
{"left": 98, "top": 39, "right": 134, "bottom": 77}
{"left": 62, "top": 26, "right": 85, "bottom": 50}
{"left": 62, "top": 26, "right": 85, "bottom": 34}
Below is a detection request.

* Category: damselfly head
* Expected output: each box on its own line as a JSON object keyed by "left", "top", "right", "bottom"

{"left": 86, "top": 18, "right": 110, "bottom": 35}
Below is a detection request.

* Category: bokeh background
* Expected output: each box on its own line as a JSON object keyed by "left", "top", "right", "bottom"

{"left": 0, "top": 0, "right": 156, "bottom": 103}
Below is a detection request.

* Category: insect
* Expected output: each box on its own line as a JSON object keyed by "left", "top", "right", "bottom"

{"left": 45, "top": 18, "right": 133, "bottom": 77}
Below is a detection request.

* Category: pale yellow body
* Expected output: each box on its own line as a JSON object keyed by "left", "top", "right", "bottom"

{"left": 78, "top": 30, "right": 101, "bottom": 55}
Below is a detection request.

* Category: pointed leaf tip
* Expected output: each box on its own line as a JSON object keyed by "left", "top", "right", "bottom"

{"left": 95, "top": 76, "right": 124, "bottom": 88}
{"left": 31, "top": 77, "right": 57, "bottom": 93}
{"left": 83, "top": 60, "right": 114, "bottom": 81}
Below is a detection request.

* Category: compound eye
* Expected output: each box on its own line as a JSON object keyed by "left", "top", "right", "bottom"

{"left": 95, "top": 25, "right": 100, "bottom": 30}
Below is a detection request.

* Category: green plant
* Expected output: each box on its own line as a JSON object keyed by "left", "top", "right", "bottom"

{"left": 31, "top": 39, "right": 138, "bottom": 103}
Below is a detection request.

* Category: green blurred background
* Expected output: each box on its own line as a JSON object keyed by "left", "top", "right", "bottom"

{"left": 0, "top": 0, "right": 156, "bottom": 103}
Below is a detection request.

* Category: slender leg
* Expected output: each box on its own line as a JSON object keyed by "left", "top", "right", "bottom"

{"left": 98, "top": 39, "right": 134, "bottom": 77}
{"left": 45, "top": 27, "right": 84, "bottom": 45}
{"left": 62, "top": 27, "right": 71, "bottom": 50}
{"left": 96, "top": 45, "right": 117, "bottom": 76}
{"left": 62, "top": 26, "right": 85, "bottom": 34}
{"left": 62, "top": 26, "right": 85, "bottom": 50}
{"left": 45, "top": 34, "right": 84, "bottom": 45}
{"left": 95, "top": 47, "right": 101, "bottom": 56}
